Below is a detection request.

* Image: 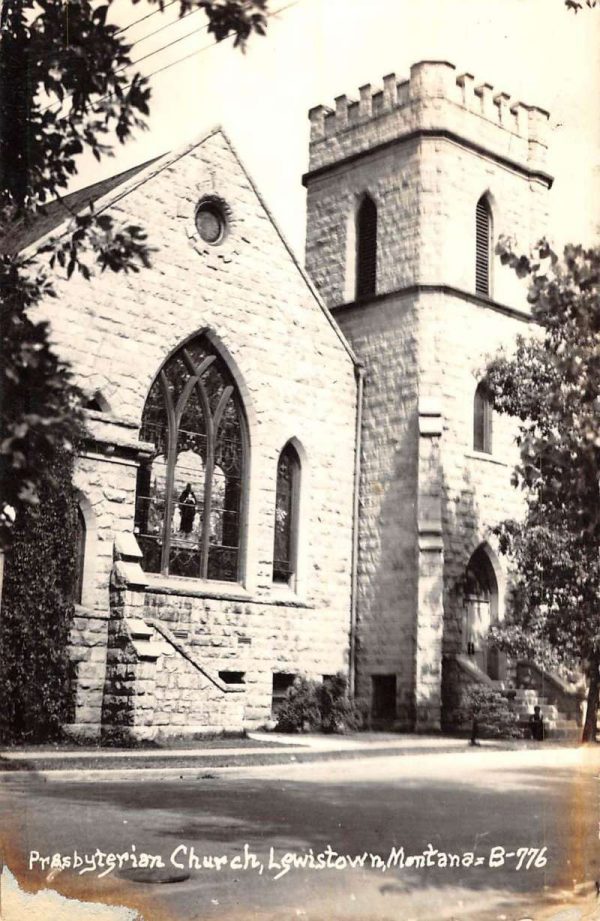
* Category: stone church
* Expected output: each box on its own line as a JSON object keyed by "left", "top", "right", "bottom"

{"left": 17, "top": 60, "right": 568, "bottom": 738}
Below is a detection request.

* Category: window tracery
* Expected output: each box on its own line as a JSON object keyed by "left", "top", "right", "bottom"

{"left": 135, "top": 337, "right": 245, "bottom": 582}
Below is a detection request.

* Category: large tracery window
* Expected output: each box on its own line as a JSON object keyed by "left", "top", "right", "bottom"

{"left": 272, "top": 442, "right": 300, "bottom": 585}
{"left": 135, "top": 336, "right": 246, "bottom": 582}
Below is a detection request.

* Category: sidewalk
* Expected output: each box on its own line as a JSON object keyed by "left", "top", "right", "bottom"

{"left": 0, "top": 731, "right": 563, "bottom": 783}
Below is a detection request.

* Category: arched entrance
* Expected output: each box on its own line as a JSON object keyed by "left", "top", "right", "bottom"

{"left": 463, "top": 544, "right": 504, "bottom": 679}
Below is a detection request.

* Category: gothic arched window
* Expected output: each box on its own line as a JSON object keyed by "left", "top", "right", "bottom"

{"left": 475, "top": 195, "right": 492, "bottom": 296}
{"left": 73, "top": 506, "right": 86, "bottom": 604}
{"left": 135, "top": 336, "right": 246, "bottom": 582}
{"left": 473, "top": 382, "right": 493, "bottom": 454}
{"left": 272, "top": 442, "right": 301, "bottom": 584}
{"left": 355, "top": 194, "right": 377, "bottom": 299}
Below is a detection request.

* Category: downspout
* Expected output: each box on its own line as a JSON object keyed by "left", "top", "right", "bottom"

{"left": 349, "top": 363, "right": 365, "bottom": 697}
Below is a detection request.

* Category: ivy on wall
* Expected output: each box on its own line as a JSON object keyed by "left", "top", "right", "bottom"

{"left": 0, "top": 451, "right": 79, "bottom": 743}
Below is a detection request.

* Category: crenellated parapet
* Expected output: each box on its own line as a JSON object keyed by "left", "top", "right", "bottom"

{"left": 306, "top": 61, "right": 551, "bottom": 181}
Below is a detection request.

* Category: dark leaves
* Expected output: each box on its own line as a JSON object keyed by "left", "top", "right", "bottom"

{"left": 486, "top": 241, "right": 600, "bottom": 663}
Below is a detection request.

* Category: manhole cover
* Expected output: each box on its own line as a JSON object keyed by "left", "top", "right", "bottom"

{"left": 118, "top": 867, "right": 190, "bottom": 884}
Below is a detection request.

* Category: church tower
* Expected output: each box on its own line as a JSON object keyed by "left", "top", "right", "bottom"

{"left": 304, "top": 61, "right": 552, "bottom": 729}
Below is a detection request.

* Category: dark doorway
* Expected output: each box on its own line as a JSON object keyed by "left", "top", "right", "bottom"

{"left": 371, "top": 674, "right": 397, "bottom": 720}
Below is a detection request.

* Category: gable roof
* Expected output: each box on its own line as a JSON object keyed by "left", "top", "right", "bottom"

{"left": 3, "top": 159, "right": 160, "bottom": 255}
{"left": 6, "top": 127, "right": 358, "bottom": 366}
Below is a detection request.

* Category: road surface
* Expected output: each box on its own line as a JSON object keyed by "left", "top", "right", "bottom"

{"left": 0, "top": 745, "right": 599, "bottom": 921}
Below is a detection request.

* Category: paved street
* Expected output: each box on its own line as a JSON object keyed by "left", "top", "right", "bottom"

{"left": 1, "top": 746, "right": 599, "bottom": 921}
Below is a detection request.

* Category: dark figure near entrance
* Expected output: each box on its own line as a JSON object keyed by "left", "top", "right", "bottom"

{"left": 529, "top": 705, "right": 545, "bottom": 741}
{"left": 178, "top": 483, "right": 197, "bottom": 534}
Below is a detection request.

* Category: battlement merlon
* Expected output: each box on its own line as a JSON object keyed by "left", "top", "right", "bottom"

{"left": 305, "top": 61, "right": 552, "bottom": 186}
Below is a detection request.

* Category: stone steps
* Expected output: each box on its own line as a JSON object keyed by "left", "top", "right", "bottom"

{"left": 508, "top": 689, "right": 581, "bottom": 741}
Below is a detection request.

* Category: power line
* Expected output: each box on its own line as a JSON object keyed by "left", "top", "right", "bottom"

{"left": 42, "top": 0, "right": 299, "bottom": 116}
{"left": 37, "top": 2, "right": 201, "bottom": 68}
{"left": 133, "top": 0, "right": 300, "bottom": 82}
{"left": 125, "top": 20, "right": 209, "bottom": 72}
{"left": 126, "top": 4, "right": 203, "bottom": 49}
{"left": 114, "top": 0, "right": 179, "bottom": 38}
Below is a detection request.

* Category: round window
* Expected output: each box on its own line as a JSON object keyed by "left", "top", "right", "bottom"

{"left": 195, "top": 201, "right": 226, "bottom": 245}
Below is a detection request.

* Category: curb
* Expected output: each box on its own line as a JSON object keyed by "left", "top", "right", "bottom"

{"left": 0, "top": 740, "right": 580, "bottom": 784}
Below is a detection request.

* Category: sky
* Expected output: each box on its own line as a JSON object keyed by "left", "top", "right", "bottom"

{"left": 77, "top": 0, "right": 600, "bottom": 258}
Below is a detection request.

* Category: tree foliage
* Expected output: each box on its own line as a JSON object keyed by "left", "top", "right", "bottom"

{"left": 565, "top": 0, "right": 598, "bottom": 9}
{"left": 0, "top": 449, "right": 80, "bottom": 743}
{"left": 0, "top": 0, "right": 268, "bottom": 543}
{"left": 461, "top": 685, "right": 522, "bottom": 740}
{"left": 0, "top": 0, "right": 267, "bottom": 742}
{"left": 275, "top": 675, "right": 364, "bottom": 734}
{"left": 485, "top": 240, "right": 600, "bottom": 741}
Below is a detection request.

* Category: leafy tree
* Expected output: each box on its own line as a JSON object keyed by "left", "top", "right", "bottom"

{"left": 0, "top": 0, "right": 267, "bottom": 741}
{"left": 485, "top": 240, "right": 600, "bottom": 742}
{"left": 565, "top": 0, "right": 598, "bottom": 9}
{"left": 0, "top": 449, "right": 81, "bottom": 743}
{"left": 0, "top": 0, "right": 268, "bottom": 544}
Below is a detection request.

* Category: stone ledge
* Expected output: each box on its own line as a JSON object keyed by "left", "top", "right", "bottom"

{"left": 330, "top": 283, "right": 533, "bottom": 323}
{"left": 73, "top": 605, "right": 110, "bottom": 621}
{"left": 142, "top": 576, "right": 314, "bottom": 609}
{"left": 464, "top": 451, "right": 509, "bottom": 467}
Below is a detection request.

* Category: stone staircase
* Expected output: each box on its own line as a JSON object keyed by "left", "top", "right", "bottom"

{"left": 509, "top": 688, "right": 581, "bottom": 741}
{"left": 453, "top": 654, "right": 583, "bottom": 741}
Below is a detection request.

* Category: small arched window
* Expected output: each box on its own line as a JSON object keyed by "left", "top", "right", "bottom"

{"left": 73, "top": 506, "right": 86, "bottom": 604}
{"left": 355, "top": 194, "right": 377, "bottom": 299}
{"left": 473, "top": 382, "right": 493, "bottom": 454}
{"left": 272, "top": 443, "right": 301, "bottom": 585}
{"left": 135, "top": 335, "right": 247, "bottom": 582}
{"left": 475, "top": 195, "right": 492, "bottom": 296}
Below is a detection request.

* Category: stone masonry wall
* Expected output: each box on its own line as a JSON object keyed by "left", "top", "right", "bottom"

{"left": 305, "top": 61, "right": 550, "bottom": 727}
{"left": 419, "top": 290, "right": 530, "bottom": 654}
{"left": 307, "top": 61, "right": 549, "bottom": 184}
{"left": 305, "top": 138, "right": 547, "bottom": 312}
{"left": 29, "top": 129, "right": 358, "bottom": 735}
{"left": 335, "top": 296, "right": 419, "bottom": 726}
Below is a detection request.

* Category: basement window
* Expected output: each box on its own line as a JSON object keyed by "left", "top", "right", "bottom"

{"left": 219, "top": 670, "right": 246, "bottom": 685}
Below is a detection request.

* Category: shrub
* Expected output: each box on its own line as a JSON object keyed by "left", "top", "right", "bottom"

{"left": 318, "top": 673, "right": 363, "bottom": 733}
{"left": 461, "top": 684, "right": 523, "bottom": 739}
{"left": 0, "top": 451, "right": 79, "bottom": 743}
{"left": 275, "top": 673, "right": 363, "bottom": 733}
{"left": 275, "top": 676, "right": 321, "bottom": 733}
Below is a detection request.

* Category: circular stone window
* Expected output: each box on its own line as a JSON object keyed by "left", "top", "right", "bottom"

{"left": 195, "top": 200, "right": 227, "bottom": 245}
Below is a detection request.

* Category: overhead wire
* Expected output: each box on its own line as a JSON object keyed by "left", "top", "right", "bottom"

{"left": 134, "top": 0, "right": 299, "bottom": 83}
{"left": 37, "top": 1, "right": 201, "bottom": 67}
{"left": 113, "top": 0, "right": 179, "bottom": 38}
{"left": 42, "top": 0, "right": 300, "bottom": 116}
{"left": 124, "top": 3, "right": 203, "bottom": 49}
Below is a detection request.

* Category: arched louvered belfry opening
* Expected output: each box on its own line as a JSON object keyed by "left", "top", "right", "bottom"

{"left": 473, "top": 381, "right": 493, "bottom": 454}
{"left": 475, "top": 195, "right": 493, "bottom": 296}
{"left": 355, "top": 194, "right": 377, "bottom": 299}
{"left": 272, "top": 441, "right": 301, "bottom": 585}
{"left": 135, "top": 334, "right": 248, "bottom": 583}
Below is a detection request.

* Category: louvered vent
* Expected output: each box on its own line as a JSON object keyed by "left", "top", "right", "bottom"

{"left": 356, "top": 195, "right": 377, "bottom": 299}
{"left": 475, "top": 197, "right": 492, "bottom": 296}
